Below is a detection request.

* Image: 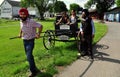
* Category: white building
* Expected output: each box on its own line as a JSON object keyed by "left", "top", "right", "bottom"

{"left": 27, "top": 7, "right": 39, "bottom": 18}
{"left": 0, "top": 0, "right": 54, "bottom": 19}
{"left": 44, "top": 11, "right": 54, "bottom": 18}
{"left": 0, "top": 0, "right": 20, "bottom": 19}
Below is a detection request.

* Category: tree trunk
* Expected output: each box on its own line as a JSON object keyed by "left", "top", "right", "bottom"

{"left": 98, "top": 13, "right": 105, "bottom": 23}
{"left": 40, "top": 12, "right": 44, "bottom": 20}
{"left": 35, "top": 3, "right": 45, "bottom": 20}
{"left": 99, "top": 13, "right": 104, "bottom": 20}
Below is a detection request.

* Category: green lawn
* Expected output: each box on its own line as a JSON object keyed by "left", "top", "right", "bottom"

{"left": 0, "top": 19, "right": 107, "bottom": 77}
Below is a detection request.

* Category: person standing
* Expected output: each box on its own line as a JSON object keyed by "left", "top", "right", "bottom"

{"left": 69, "top": 10, "right": 79, "bottom": 27}
{"left": 69, "top": 10, "right": 79, "bottom": 36}
{"left": 78, "top": 9, "right": 95, "bottom": 59}
{"left": 18, "top": 8, "right": 43, "bottom": 77}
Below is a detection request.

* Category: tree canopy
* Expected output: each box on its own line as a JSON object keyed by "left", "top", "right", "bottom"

{"left": 54, "top": 1, "right": 68, "bottom": 13}
{"left": 70, "top": 3, "right": 83, "bottom": 13}
{"left": 116, "top": 0, "right": 120, "bottom": 7}
{"left": 85, "top": 0, "right": 115, "bottom": 19}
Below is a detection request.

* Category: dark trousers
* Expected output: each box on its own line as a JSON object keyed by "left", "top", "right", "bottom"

{"left": 23, "top": 39, "right": 37, "bottom": 73}
{"left": 80, "top": 34, "right": 93, "bottom": 55}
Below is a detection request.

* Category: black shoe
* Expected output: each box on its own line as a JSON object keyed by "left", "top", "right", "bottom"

{"left": 87, "top": 51, "right": 94, "bottom": 59}
{"left": 81, "top": 52, "right": 88, "bottom": 56}
{"left": 29, "top": 69, "right": 41, "bottom": 77}
{"left": 91, "top": 56, "right": 94, "bottom": 59}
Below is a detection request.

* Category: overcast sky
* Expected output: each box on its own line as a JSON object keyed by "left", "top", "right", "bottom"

{"left": 0, "top": 0, "right": 89, "bottom": 9}
{"left": 60, "top": 0, "right": 88, "bottom": 8}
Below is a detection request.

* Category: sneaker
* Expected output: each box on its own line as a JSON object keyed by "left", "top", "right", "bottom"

{"left": 77, "top": 53, "right": 81, "bottom": 56}
{"left": 77, "top": 53, "right": 81, "bottom": 59}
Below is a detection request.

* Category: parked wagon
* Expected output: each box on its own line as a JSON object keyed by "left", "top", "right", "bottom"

{"left": 43, "top": 15, "right": 81, "bottom": 50}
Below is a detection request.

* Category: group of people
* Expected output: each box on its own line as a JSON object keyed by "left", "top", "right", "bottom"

{"left": 18, "top": 8, "right": 95, "bottom": 77}
{"left": 55, "top": 10, "right": 80, "bottom": 37}
{"left": 55, "top": 9, "right": 95, "bottom": 59}
{"left": 56, "top": 10, "right": 78, "bottom": 26}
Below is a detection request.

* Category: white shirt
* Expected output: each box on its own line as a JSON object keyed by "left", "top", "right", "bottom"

{"left": 20, "top": 19, "right": 42, "bottom": 40}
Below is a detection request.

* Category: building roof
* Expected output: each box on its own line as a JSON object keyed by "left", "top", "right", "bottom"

{"left": 7, "top": 0, "right": 20, "bottom": 7}
{"left": 105, "top": 7, "right": 120, "bottom": 14}
{"left": 0, "top": 0, "right": 20, "bottom": 7}
{"left": 89, "top": 9, "right": 97, "bottom": 13}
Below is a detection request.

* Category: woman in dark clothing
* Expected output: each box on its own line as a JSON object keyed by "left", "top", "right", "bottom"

{"left": 56, "top": 11, "right": 69, "bottom": 25}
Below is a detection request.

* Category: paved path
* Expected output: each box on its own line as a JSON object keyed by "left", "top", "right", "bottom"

{"left": 55, "top": 22, "right": 120, "bottom": 77}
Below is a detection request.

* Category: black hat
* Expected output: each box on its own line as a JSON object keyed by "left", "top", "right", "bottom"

{"left": 82, "top": 9, "right": 89, "bottom": 16}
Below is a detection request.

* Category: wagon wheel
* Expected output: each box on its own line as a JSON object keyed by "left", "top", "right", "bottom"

{"left": 76, "top": 35, "right": 81, "bottom": 53}
{"left": 43, "top": 30, "right": 55, "bottom": 50}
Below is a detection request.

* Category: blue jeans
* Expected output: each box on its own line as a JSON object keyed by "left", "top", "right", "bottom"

{"left": 23, "top": 39, "right": 37, "bottom": 73}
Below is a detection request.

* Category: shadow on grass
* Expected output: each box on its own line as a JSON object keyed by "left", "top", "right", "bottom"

{"left": 37, "top": 72, "right": 53, "bottom": 77}
{"left": 64, "top": 42, "right": 78, "bottom": 51}
{"left": 48, "top": 46, "right": 64, "bottom": 56}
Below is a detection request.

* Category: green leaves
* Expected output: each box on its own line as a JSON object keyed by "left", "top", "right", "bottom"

{"left": 70, "top": 3, "right": 83, "bottom": 13}
{"left": 85, "top": 0, "right": 115, "bottom": 19}
{"left": 54, "top": 1, "right": 68, "bottom": 13}
{"left": 116, "top": 0, "right": 120, "bottom": 7}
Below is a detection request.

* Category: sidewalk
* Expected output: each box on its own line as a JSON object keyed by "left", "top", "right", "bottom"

{"left": 55, "top": 22, "right": 120, "bottom": 77}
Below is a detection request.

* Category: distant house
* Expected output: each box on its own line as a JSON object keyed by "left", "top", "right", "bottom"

{"left": 0, "top": 0, "right": 54, "bottom": 19}
{"left": 0, "top": 0, "right": 20, "bottom": 19}
{"left": 104, "top": 7, "right": 120, "bottom": 22}
{"left": 0, "top": 0, "right": 39, "bottom": 19}
{"left": 27, "top": 7, "right": 39, "bottom": 18}
{"left": 44, "top": 11, "right": 54, "bottom": 18}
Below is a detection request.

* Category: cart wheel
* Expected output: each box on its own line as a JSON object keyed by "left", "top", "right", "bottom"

{"left": 43, "top": 30, "right": 55, "bottom": 50}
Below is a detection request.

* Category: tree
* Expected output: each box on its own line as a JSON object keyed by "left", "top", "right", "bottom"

{"left": 54, "top": 1, "right": 68, "bottom": 13}
{"left": 35, "top": 0, "right": 50, "bottom": 20}
{"left": 116, "top": 0, "right": 120, "bottom": 7}
{"left": 20, "top": 0, "right": 35, "bottom": 8}
{"left": 47, "top": 3, "right": 53, "bottom": 12}
{"left": 70, "top": 3, "right": 83, "bottom": 13}
{"left": 84, "top": 0, "right": 94, "bottom": 9}
{"left": 51, "top": 0, "right": 58, "bottom": 12}
{"left": 47, "top": 0, "right": 58, "bottom": 13}
{"left": 20, "top": 0, "right": 53, "bottom": 20}
{"left": 85, "top": 0, "right": 115, "bottom": 19}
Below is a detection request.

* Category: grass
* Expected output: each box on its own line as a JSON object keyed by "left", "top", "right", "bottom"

{"left": 0, "top": 19, "right": 107, "bottom": 77}
{"left": 93, "top": 22, "right": 108, "bottom": 44}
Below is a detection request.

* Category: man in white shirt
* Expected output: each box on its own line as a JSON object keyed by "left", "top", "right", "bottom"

{"left": 18, "top": 8, "right": 43, "bottom": 77}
